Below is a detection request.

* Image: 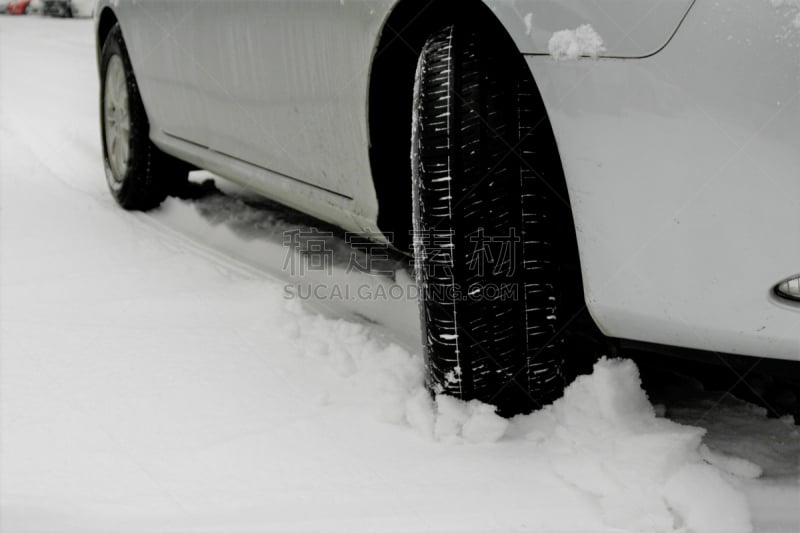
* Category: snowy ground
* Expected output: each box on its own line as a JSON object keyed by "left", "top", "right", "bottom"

{"left": 1, "top": 16, "right": 798, "bottom": 533}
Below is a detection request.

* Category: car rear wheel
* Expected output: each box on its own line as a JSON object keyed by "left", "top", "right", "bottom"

{"left": 100, "top": 24, "right": 189, "bottom": 210}
{"left": 412, "top": 24, "right": 578, "bottom": 416}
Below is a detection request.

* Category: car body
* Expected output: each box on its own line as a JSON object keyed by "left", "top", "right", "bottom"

{"left": 94, "top": 0, "right": 799, "bottom": 367}
{"left": 6, "top": 0, "right": 32, "bottom": 14}
{"left": 42, "top": 0, "right": 71, "bottom": 17}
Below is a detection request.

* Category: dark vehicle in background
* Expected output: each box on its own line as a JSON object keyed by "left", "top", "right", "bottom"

{"left": 42, "top": 0, "right": 72, "bottom": 17}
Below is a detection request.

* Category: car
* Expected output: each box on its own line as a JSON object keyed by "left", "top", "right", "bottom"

{"left": 41, "top": 0, "right": 92, "bottom": 17}
{"left": 6, "top": 0, "right": 31, "bottom": 14}
{"left": 94, "top": 0, "right": 800, "bottom": 415}
{"left": 42, "top": 0, "right": 71, "bottom": 17}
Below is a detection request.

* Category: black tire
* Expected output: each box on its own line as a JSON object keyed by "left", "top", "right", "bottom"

{"left": 100, "top": 24, "right": 189, "bottom": 210}
{"left": 412, "top": 24, "right": 577, "bottom": 416}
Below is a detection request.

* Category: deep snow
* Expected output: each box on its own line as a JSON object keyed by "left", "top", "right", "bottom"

{"left": 1, "top": 16, "right": 798, "bottom": 533}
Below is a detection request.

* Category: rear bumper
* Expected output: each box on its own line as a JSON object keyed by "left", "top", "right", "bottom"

{"left": 526, "top": 0, "right": 800, "bottom": 361}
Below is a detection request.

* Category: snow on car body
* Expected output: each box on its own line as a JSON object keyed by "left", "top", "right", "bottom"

{"left": 93, "top": 0, "right": 800, "bottom": 413}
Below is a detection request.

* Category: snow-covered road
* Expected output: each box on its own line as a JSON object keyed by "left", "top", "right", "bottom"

{"left": 1, "top": 16, "right": 798, "bottom": 533}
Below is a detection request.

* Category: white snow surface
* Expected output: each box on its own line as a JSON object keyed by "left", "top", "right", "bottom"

{"left": 548, "top": 24, "right": 606, "bottom": 60}
{"left": 1, "top": 16, "right": 798, "bottom": 533}
{"left": 769, "top": 0, "right": 800, "bottom": 31}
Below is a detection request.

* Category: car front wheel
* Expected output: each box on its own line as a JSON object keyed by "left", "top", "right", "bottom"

{"left": 411, "top": 24, "right": 580, "bottom": 416}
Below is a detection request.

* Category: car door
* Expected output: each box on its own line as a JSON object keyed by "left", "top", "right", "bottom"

{"left": 116, "top": 0, "right": 219, "bottom": 149}
{"left": 162, "top": 0, "right": 394, "bottom": 198}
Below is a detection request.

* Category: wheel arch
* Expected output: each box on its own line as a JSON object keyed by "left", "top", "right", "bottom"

{"left": 366, "top": 0, "right": 569, "bottom": 254}
{"left": 96, "top": 6, "right": 118, "bottom": 63}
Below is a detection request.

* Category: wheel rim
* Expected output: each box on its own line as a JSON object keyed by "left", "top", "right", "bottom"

{"left": 103, "top": 55, "right": 131, "bottom": 184}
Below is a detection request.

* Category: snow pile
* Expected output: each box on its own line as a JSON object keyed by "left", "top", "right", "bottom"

{"left": 509, "top": 359, "right": 755, "bottom": 533}
{"left": 406, "top": 392, "right": 509, "bottom": 444}
{"left": 548, "top": 24, "right": 605, "bottom": 60}
{"left": 280, "top": 300, "right": 510, "bottom": 444}
{"left": 283, "top": 305, "right": 756, "bottom": 533}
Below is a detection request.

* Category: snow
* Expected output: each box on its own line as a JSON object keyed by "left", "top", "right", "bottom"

{"left": 770, "top": 0, "right": 800, "bottom": 8}
{"left": 1, "top": 16, "right": 798, "bottom": 533}
{"left": 523, "top": 12, "right": 534, "bottom": 36}
{"left": 548, "top": 24, "right": 606, "bottom": 61}
{"left": 507, "top": 359, "right": 753, "bottom": 533}
{"left": 663, "top": 464, "right": 752, "bottom": 533}
{"left": 700, "top": 444, "right": 764, "bottom": 480}
{"left": 769, "top": 0, "right": 800, "bottom": 32}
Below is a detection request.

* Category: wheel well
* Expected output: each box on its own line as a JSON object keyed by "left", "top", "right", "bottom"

{"left": 97, "top": 7, "right": 118, "bottom": 56}
{"left": 367, "top": 0, "right": 569, "bottom": 255}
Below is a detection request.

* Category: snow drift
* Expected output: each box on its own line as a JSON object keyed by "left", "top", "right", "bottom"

{"left": 284, "top": 298, "right": 756, "bottom": 533}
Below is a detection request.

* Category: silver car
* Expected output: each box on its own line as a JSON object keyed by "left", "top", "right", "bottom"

{"left": 95, "top": 0, "right": 800, "bottom": 415}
